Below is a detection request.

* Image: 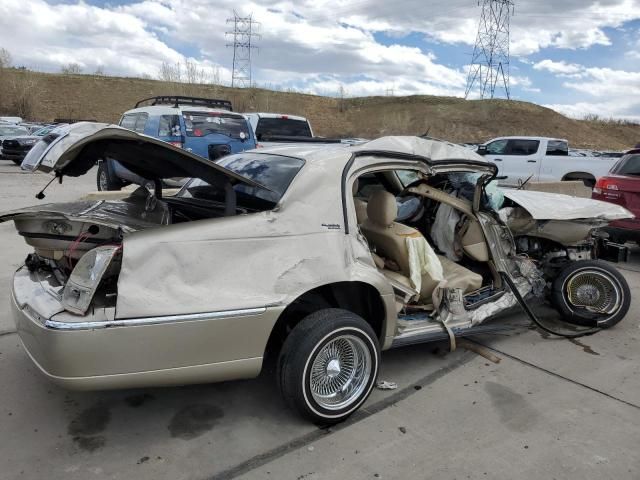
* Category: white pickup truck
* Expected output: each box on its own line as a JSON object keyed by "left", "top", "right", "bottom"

{"left": 477, "top": 136, "right": 619, "bottom": 188}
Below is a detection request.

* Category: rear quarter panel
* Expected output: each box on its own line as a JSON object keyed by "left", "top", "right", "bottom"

{"left": 115, "top": 155, "right": 391, "bottom": 319}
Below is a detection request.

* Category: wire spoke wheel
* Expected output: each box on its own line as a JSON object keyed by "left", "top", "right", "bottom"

{"left": 309, "top": 335, "right": 372, "bottom": 411}
{"left": 565, "top": 270, "right": 622, "bottom": 315}
{"left": 553, "top": 261, "right": 630, "bottom": 329}
{"left": 278, "top": 309, "right": 379, "bottom": 423}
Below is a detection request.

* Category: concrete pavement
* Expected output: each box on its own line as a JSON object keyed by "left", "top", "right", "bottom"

{"left": 0, "top": 161, "right": 638, "bottom": 479}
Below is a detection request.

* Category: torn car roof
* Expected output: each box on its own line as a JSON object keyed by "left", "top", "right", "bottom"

{"left": 256, "top": 136, "right": 487, "bottom": 164}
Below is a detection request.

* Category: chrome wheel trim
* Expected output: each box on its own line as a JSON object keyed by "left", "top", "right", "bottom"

{"left": 98, "top": 170, "right": 108, "bottom": 191}
{"left": 308, "top": 333, "right": 372, "bottom": 411}
{"left": 564, "top": 268, "right": 623, "bottom": 317}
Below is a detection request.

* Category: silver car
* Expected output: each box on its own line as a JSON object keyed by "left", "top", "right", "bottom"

{"left": 3, "top": 123, "right": 633, "bottom": 424}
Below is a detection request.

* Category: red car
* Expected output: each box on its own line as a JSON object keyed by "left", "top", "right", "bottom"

{"left": 592, "top": 148, "right": 640, "bottom": 243}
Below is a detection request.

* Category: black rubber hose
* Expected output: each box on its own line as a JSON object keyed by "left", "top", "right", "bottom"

{"left": 501, "top": 272, "right": 601, "bottom": 338}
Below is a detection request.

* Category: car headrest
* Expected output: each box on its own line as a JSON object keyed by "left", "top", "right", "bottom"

{"left": 354, "top": 198, "right": 368, "bottom": 223}
{"left": 367, "top": 190, "right": 397, "bottom": 227}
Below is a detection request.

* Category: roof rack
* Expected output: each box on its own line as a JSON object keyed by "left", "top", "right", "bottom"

{"left": 134, "top": 96, "right": 233, "bottom": 111}
{"left": 53, "top": 118, "right": 97, "bottom": 124}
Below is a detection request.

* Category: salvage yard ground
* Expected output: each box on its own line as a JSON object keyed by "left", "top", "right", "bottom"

{"left": 0, "top": 163, "right": 638, "bottom": 480}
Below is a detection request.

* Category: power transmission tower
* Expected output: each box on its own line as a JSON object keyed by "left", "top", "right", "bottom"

{"left": 226, "top": 11, "right": 260, "bottom": 88}
{"left": 465, "top": 0, "right": 514, "bottom": 100}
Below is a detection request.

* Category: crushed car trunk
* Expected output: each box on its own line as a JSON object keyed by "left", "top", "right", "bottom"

{"left": 0, "top": 188, "right": 171, "bottom": 315}
{"left": 6, "top": 122, "right": 273, "bottom": 316}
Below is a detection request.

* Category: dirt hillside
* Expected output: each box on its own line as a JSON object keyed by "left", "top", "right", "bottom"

{"left": 1, "top": 69, "right": 638, "bottom": 150}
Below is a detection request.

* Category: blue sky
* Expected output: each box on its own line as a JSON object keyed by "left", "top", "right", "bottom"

{"left": 0, "top": 0, "right": 639, "bottom": 120}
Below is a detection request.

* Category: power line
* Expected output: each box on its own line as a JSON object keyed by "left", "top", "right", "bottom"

{"left": 226, "top": 11, "right": 260, "bottom": 88}
{"left": 465, "top": 0, "right": 514, "bottom": 100}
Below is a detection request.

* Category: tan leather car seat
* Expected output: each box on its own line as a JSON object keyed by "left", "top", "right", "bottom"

{"left": 360, "top": 190, "right": 482, "bottom": 301}
{"left": 354, "top": 199, "right": 368, "bottom": 224}
{"left": 353, "top": 178, "right": 368, "bottom": 224}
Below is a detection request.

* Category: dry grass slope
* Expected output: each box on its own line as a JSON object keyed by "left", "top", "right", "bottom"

{"left": 1, "top": 69, "right": 638, "bottom": 150}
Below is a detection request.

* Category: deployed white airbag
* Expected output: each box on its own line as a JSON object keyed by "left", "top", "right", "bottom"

{"left": 406, "top": 235, "right": 444, "bottom": 293}
{"left": 430, "top": 203, "right": 462, "bottom": 261}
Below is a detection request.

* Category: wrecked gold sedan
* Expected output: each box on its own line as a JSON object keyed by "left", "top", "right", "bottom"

{"left": 4, "top": 123, "right": 634, "bottom": 423}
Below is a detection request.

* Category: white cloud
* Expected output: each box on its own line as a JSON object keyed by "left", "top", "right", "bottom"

{"left": 286, "top": 0, "right": 640, "bottom": 55}
{"left": 533, "top": 60, "right": 585, "bottom": 76}
{"left": 0, "top": 0, "right": 185, "bottom": 76}
{"left": 1, "top": 0, "right": 639, "bottom": 111}
{"left": 539, "top": 61, "right": 640, "bottom": 121}
{"left": 0, "top": 0, "right": 469, "bottom": 96}
{"left": 544, "top": 100, "right": 640, "bottom": 122}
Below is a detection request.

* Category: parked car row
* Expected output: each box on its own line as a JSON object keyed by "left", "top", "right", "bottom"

{"left": 0, "top": 121, "right": 67, "bottom": 164}
{"left": 5, "top": 98, "right": 640, "bottom": 249}
{"left": 95, "top": 95, "right": 345, "bottom": 191}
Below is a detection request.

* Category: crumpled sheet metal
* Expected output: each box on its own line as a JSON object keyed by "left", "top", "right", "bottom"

{"left": 117, "top": 221, "right": 347, "bottom": 318}
{"left": 468, "top": 257, "right": 540, "bottom": 326}
{"left": 0, "top": 188, "right": 169, "bottom": 232}
{"left": 468, "top": 276, "right": 531, "bottom": 326}
{"left": 114, "top": 154, "right": 393, "bottom": 320}
{"left": 502, "top": 189, "right": 633, "bottom": 221}
{"left": 356, "top": 136, "right": 487, "bottom": 164}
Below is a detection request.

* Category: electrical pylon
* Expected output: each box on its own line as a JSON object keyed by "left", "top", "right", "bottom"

{"left": 465, "top": 0, "right": 514, "bottom": 99}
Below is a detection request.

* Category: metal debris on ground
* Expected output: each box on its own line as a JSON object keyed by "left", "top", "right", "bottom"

{"left": 376, "top": 380, "right": 398, "bottom": 390}
{"left": 457, "top": 339, "right": 502, "bottom": 364}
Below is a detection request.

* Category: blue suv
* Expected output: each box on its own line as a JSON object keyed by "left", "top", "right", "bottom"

{"left": 97, "top": 96, "right": 257, "bottom": 190}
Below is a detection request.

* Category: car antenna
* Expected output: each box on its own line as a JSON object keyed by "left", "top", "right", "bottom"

{"left": 420, "top": 127, "right": 431, "bottom": 138}
{"left": 35, "top": 173, "right": 62, "bottom": 200}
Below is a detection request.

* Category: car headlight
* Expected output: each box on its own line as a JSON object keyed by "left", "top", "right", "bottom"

{"left": 22, "top": 139, "right": 37, "bottom": 145}
{"left": 62, "top": 245, "right": 121, "bottom": 315}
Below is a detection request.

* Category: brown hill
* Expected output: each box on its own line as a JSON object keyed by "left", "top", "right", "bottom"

{"left": 1, "top": 68, "right": 638, "bottom": 150}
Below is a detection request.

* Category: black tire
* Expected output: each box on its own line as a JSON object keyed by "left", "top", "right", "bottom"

{"left": 277, "top": 308, "right": 380, "bottom": 425}
{"left": 97, "top": 162, "right": 122, "bottom": 191}
{"left": 551, "top": 260, "right": 630, "bottom": 328}
{"left": 12, "top": 159, "right": 21, "bottom": 165}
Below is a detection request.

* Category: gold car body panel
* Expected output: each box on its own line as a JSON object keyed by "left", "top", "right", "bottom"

{"left": 12, "top": 269, "right": 283, "bottom": 389}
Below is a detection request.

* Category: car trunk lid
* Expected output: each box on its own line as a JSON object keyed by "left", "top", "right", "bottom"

{"left": 21, "top": 122, "right": 267, "bottom": 191}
